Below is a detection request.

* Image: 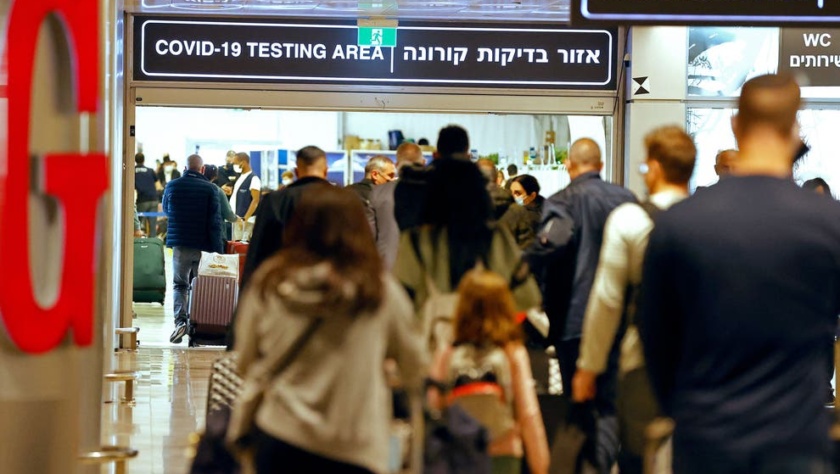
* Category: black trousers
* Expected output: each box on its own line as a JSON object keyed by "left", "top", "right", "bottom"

{"left": 254, "top": 430, "right": 373, "bottom": 474}
{"left": 556, "top": 338, "right": 620, "bottom": 474}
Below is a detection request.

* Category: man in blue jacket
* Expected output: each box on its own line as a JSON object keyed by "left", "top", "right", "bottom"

{"left": 639, "top": 74, "right": 840, "bottom": 473}
{"left": 163, "top": 154, "right": 223, "bottom": 344}
{"left": 527, "top": 138, "right": 636, "bottom": 472}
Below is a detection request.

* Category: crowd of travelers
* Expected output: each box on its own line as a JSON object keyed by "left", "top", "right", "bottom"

{"left": 153, "top": 73, "right": 840, "bottom": 474}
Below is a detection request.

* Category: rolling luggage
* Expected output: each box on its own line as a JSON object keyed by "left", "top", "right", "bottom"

{"left": 133, "top": 237, "right": 166, "bottom": 303}
{"left": 188, "top": 275, "right": 238, "bottom": 347}
{"left": 226, "top": 240, "right": 249, "bottom": 282}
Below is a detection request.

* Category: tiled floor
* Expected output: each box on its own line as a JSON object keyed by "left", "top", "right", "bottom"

{"left": 103, "top": 346, "right": 222, "bottom": 474}
{"left": 102, "top": 244, "right": 227, "bottom": 473}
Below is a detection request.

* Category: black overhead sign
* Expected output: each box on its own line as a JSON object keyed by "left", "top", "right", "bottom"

{"left": 133, "top": 17, "right": 617, "bottom": 90}
{"left": 573, "top": 0, "right": 840, "bottom": 25}
{"left": 779, "top": 29, "right": 840, "bottom": 87}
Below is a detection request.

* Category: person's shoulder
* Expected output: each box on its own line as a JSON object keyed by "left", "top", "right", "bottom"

{"left": 380, "top": 272, "right": 413, "bottom": 309}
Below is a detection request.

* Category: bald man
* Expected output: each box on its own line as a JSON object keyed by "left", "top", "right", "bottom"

{"left": 162, "top": 154, "right": 223, "bottom": 344}
{"left": 639, "top": 74, "right": 840, "bottom": 473}
{"left": 714, "top": 148, "right": 738, "bottom": 178}
{"left": 527, "top": 137, "right": 635, "bottom": 472}
{"left": 367, "top": 142, "right": 426, "bottom": 269}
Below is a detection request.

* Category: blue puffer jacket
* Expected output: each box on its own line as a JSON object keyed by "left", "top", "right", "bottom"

{"left": 162, "top": 170, "right": 223, "bottom": 253}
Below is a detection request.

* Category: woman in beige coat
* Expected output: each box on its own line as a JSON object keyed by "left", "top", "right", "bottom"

{"left": 232, "top": 185, "right": 426, "bottom": 474}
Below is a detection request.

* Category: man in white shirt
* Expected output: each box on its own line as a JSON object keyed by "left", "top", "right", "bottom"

{"left": 228, "top": 152, "right": 261, "bottom": 241}
{"left": 572, "top": 125, "right": 697, "bottom": 474}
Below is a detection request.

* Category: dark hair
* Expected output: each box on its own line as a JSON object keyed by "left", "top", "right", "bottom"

{"left": 135, "top": 153, "right": 145, "bottom": 165}
{"left": 234, "top": 152, "right": 250, "bottom": 165}
{"left": 254, "top": 184, "right": 383, "bottom": 314}
{"left": 297, "top": 146, "right": 327, "bottom": 168}
{"left": 418, "top": 138, "right": 430, "bottom": 146}
{"left": 453, "top": 269, "right": 522, "bottom": 347}
{"left": 507, "top": 164, "right": 518, "bottom": 176}
{"left": 202, "top": 164, "right": 218, "bottom": 182}
{"left": 644, "top": 126, "right": 697, "bottom": 184}
{"left": 436, "top": 125, "right": 470, "bottom": 157}
{"left": 512, "top": 174, "right": 540, "bottom": 196}
{"left": 803, "top": 177, "right": 832, "bottom": 196}
{"left": 423, "top": 158, "right": 493, "bottom": 287}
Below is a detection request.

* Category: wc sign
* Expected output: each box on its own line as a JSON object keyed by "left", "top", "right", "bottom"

{"left": 0, "top": 0, "right": 109, "bottom": 354}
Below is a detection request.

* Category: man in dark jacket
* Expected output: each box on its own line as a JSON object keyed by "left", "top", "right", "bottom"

{"left": 162, "top": 154, "right": 223, "bottom": 343}
{"left": 346, "top": 155, "right": 395, "bottom": 203}
{"left": 477, "top": 158, "right": 513, "bottom": 221}
{"left": 639, "top": 74, "right": 840, "bottom": 474}
{"left": 134, "top": 152, "right": 159, "bottom": 238}
{"left": 241, "top": 146, "right": 329, "bottom": 290}
{"left": 217, "top": 150, "right": 241, "bottom": 190}
{"left": 394, "top": 124, "right": 472, "bottom": 231}
{"left": 527, "top": 138, "right": 636, "bottom": 472}
{"left": 367, "top": 143, "right": 425, "bottom": 269}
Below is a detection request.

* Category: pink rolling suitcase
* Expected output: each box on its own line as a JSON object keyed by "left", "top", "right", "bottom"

{"left": 188, "top": 275, "right": 238, "bottom": 347}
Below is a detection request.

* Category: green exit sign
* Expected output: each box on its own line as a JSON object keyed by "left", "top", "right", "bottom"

{"left": 358, "top": 27, "right": 397, "bottom": 47}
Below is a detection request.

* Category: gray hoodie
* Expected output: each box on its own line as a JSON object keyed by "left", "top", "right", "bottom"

{"left": 234, "top": 263, "right": 426, "bottom": 474}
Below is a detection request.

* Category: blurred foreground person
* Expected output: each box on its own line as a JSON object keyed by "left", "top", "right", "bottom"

{"left": 230, "top": 185, "right": 425, "bottom": 474}
{"left": 428, "top": 269, "right": 549, "bottom": 474}
{"left": 393, "top": 158, "right": 541, "bottom": 314}
{"left": 572, "top": 126, "right": 696, "bottom": 474}
{"left": 639, "top": 74, "right": 840, "bottom": 474}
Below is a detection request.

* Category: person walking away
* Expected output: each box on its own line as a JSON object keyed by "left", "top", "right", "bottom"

{"left": 134, "top": 152, "right": 160, "bottom": 238}
{"left": 239, "top": 146, "right": 330, "bottom": 292}
{"left": 639, "top": 74, "right": 840, "bottom": 473}
{"left": 572, "top": 126, "right": 696, "bottom": 474}
{"left": 367, "top": 143, "right": 425, "bottom": 270}
{"left": 393, "top": 157, "right": 541, "bottom": 318}
{"left": 229, "top": 152, "right": 261, "bottom": 241}
{"left": 526, "top": 138, "right": 636, "bottom": 473}
{"left": 427, "top": 269, "right": 550, "bottom": 474}
{"left": 229, "top": 185, "right": 426, "bottom": 474}
{"left": 394, "top": 124, "right": 471, "bottom": 232}
{"left": 477, "top": 158, "right": 514, "bottom": 222}
{"left": 162, "top": 154, "right": 223, "bottom": 343}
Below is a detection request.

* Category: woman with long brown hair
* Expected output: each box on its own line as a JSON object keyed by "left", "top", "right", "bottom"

{"left": 230, "top": 184, "right": 425, "bottom": 474}
{"left": 428, "top": 269, "right": 549, "bottom": 474}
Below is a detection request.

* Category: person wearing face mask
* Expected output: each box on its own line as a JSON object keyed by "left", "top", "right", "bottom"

{"left": 229, "top": 152, "right": 261, "bottom": 241}
{"left": 499, "top": 175, "right": 545, "bottom": 250}
{"left": 278, "top": 170, "right": 295, "bottom": 190}
{"left": 218, "top": 149, "right": 241, "bottom": 192}
{"left": 346, "top": 155, "right": 395, "bottom": 204}
{"left": 156, "top": 155, "right": 182, "bottom": 195}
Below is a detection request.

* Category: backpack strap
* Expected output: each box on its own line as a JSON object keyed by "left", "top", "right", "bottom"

{"left": 624, "top": 200, "right": 660, "bottom": 326}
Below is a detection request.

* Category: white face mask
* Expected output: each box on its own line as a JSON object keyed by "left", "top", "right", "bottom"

{"left": 282, "top": 178, "right": 292, "bottom": 186}
{"left": 514, "top": 196, "right": 525, "bottom": 206}
{"left": 164, "top": 165, "right": 174, "bottom": 172}
{"left": 233, "top": 165, "right": 243, "bottom": 173}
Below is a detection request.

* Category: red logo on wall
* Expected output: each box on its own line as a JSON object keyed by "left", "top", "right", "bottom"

{"left": 0, "top": 0, "right": 109, "bottom": 353}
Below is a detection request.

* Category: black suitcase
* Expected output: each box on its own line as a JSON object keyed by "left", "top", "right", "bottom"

{"left": 133, "top": 237, "right": 166, "bottom": 303}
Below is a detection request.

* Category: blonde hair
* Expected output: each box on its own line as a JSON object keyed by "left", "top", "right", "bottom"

{"left": 453, "top": 269, "right": 522, "bottom": 347}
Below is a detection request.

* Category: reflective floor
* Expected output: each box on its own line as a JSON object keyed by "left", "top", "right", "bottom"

{"left": 103, "top": 346, "right": 221, "bottom": 474}
{"left": 103, "top": 245, "right": 224, "bottom": 473}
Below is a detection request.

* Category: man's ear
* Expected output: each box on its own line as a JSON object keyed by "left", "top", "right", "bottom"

{"left": 731, "top": 115, "right": 739, "bottom": 139}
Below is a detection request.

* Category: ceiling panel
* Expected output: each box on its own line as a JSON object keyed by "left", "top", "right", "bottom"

{"left": 127, "top": 0, "right": 571, "bottom": 23}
